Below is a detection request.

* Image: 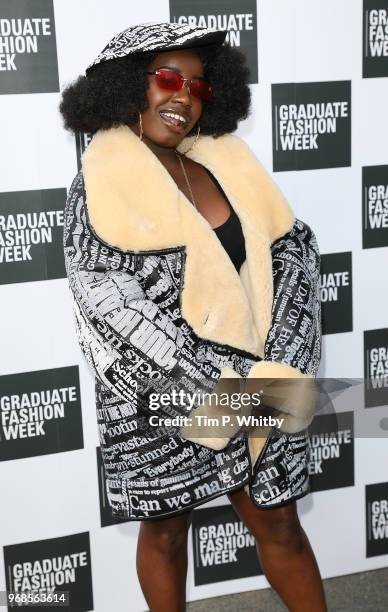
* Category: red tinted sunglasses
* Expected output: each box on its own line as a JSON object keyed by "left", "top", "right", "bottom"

{"left": 147, "top": 68, "right": 213, "bottom": 102}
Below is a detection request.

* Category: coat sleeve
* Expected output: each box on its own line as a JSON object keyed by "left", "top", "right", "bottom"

{"left": 63, "top": 172, "right": 239, "bottom": 430}
{"left": 245, "top": 218, "right": 322, "bottom": 432}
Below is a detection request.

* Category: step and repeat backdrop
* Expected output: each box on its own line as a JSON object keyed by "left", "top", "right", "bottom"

{"left": 1, "top": 1, "right": 388, "bottom": 611}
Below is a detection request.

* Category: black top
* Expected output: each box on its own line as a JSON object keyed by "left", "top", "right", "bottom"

{"left": 205, "top": 168, "right": 246, "bottom": 272}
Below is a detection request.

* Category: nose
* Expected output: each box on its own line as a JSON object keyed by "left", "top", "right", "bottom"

{"left": 170, "top": 79, "right": 192, "bottom": 106}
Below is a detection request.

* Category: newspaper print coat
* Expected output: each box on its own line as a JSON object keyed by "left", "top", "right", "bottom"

{"left": 63, "top": 126, "right": 322, "bottom": 520}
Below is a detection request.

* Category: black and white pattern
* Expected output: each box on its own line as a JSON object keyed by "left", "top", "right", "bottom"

{"left": 249, "top": 428, "right": 311, "bottom": 506}
{"left": 266, "top": 219, "right": 322, "bottom": 374}
{"left": 63, "top": 171, "right": 321, "bottom": 519}
{"left": 86, "top": 22, "right": 227, "bottom": 73}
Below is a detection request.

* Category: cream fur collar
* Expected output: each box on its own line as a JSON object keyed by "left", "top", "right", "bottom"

{"left": 82, "top": 125, "right": 295, "bottom": 357}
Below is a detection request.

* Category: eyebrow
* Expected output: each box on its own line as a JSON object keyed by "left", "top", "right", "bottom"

{"left": 153, "top": 65, "right": 205, "bottom": 80}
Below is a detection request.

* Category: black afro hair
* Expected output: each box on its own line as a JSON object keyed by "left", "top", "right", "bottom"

{"left": 59, "top": 43, "right": 251, "bottom": 137}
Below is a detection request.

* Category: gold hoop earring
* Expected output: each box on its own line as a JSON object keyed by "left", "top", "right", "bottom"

{"left": 138, "top": 112, "right": 143, "bottom": 141}
{"left": 179, "top": 123, "right": 200, "bottom": 154}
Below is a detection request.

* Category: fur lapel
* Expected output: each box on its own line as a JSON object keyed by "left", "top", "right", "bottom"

{"left": 82, "top": 125, "right": 295, "bottom": 357}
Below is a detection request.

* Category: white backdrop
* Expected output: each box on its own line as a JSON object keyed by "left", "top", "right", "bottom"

{"left": 1, "top": 1, "right": 388, "bottom": 611}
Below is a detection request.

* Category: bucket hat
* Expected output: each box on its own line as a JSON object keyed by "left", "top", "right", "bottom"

{"left": 86, "top": 21, "right": 227, "bottom": 73}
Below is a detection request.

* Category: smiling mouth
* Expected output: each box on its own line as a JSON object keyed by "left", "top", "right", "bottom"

{"left": 159, "top": 110, "right": 189, "bottom": 130}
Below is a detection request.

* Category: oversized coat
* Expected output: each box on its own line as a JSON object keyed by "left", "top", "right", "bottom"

{"left": 63, "top": 125, "right": 322, "bottom": 520}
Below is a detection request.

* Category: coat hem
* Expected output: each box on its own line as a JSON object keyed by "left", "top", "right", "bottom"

{"left": 248, "top": 485, "right": 311, "bottom": 510}
{"left": 109, "top": 473, "right": 251, "bottom": 522}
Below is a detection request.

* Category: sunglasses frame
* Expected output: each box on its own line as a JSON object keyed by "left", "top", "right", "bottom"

{"left": 146, "top": 68, "right": 213, "bottom": 102}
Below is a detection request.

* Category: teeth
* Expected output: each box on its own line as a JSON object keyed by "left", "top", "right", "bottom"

{"left": 160, "top": 111, "right": 187, "bottom": 125}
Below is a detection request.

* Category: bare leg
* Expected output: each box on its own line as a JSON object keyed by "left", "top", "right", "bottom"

{"left": 228, "top": 488, "right": 327, "bottom": 611}
{"left": 136, "top": 510, "right": 192, "bottom": 612}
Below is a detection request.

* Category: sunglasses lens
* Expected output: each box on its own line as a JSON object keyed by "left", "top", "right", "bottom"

{"left": 155, "top": 69, "right": 182, "bottom": 91}
{"left": 190, "top": 79, "right": 213, "bottom": 102}
{"left": 153, "top": 69, "right": 213, "bottom": 102}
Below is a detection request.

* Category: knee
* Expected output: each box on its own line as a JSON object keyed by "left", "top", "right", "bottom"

{"left": 140, "top": 521, "right": 190, "bottom": 560}
{"left": 257, "top": 506, "right": 305, "bottom": 553}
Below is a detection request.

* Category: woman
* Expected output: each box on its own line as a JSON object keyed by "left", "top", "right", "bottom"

{"left": 60, "top": 22, "right": 326, "bottom": 612}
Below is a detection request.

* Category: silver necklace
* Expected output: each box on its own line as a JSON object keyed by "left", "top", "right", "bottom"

{"left": 175, "top": 152, "right": 198, "bottom": 210}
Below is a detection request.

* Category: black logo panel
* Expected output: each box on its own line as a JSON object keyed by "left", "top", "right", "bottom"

{"left": 191, "top": 504, "right": 262, "bottom": 585}
{"left": 362, "top": 165, "right": 388, "bottom": 248}
{"left": 320, "top": 252, "right": 353, "bottom": 335}
{"left": 366, "top": 482, "right": 388, "bottom": 557}
{"left": 272, "top": 81, "right": 351, "bottom": 172}
{"left": 308, "top": 411, "right": 354, "bottom": 492}
{"left": 0, "top": 367, "right": 83, "bottom": 461}
{"left": 3, "top": 532, "right": 93, "bottom": 611}
{"left": 0, "top": 0, "right": 59, "bottom": 94}
{"left": 364, "top": 328, "right": 388, "bottom": 408}
{"left": 363, "top": 0, "right": 388, "bottom": 78}
{"left": 0, "top": 188, "right": 66, "bottom": 285}
{"left": 170, "top": 0, "right": 258, "bottom": 83}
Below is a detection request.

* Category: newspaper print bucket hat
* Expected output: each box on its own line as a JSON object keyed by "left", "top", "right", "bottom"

{"left": 86, "top": 22, "right": 227, "bottom": 73}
